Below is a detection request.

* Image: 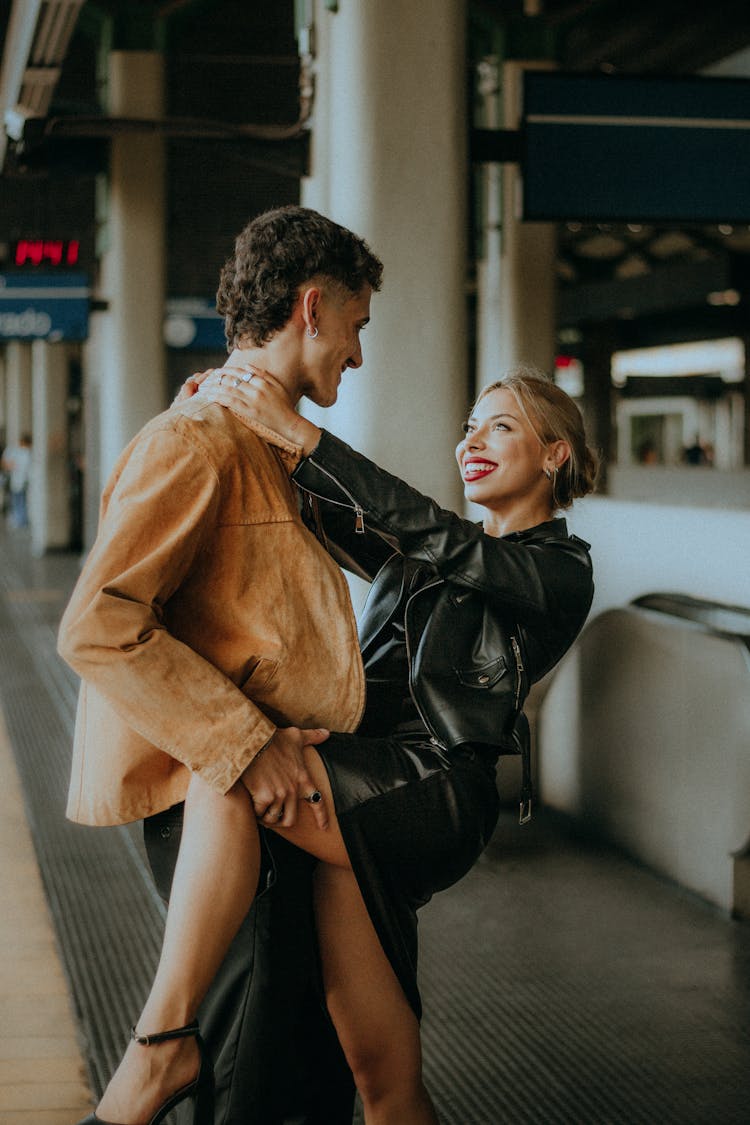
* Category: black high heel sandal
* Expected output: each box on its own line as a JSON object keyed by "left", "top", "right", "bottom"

{"left": 76, "top": 1019, "right": 214, "bottom": 1125}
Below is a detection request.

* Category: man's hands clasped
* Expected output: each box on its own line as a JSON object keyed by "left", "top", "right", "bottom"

{"left": 241, "top": 726, "right": 330, "bottom": 831}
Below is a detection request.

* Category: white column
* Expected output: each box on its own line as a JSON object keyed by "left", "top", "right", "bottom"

{"left": 4, "top": 341, "right": 32, "bottom": 447}
{"left": 301, "top": 0, "right": 467, "bottom": 511}
{"left": 0, "top": 351, "right": 6, "bottom": 438}
{"left": 30, "top": 341, "right": 70, "bottom": 555}
{"left": 95, "top": 50, "right": 167, "bottom": 485}
{"left": 492, "top": 61, "right": 557, "bottom": 384}
{"left": 476, "top": 56, "right": 505, "bottom": 390}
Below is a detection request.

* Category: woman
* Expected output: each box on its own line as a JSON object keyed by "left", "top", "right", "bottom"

{"left": 62, "top": 212, "right": 596, "bottom": 1124}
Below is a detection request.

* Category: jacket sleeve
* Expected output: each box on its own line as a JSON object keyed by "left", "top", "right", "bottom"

{"left": 57, "top": 422, "right": 276, "bottom": 794}
{"left": 303, "top": 493, "right": 396, "bottom": 583}
{"left": 292, "top": 430, "right": 592, "bottom": 621}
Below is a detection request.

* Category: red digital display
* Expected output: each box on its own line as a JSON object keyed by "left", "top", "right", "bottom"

{"left": 14, "top": 239, "right": 80, "bottom": 267}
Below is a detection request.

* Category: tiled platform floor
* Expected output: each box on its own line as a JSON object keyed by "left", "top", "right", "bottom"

{"left": 1, "top": 523, "right": 749, "bottom": 1124}
{"left": 0, "top": 707, "right": 92, "bottom": 1123}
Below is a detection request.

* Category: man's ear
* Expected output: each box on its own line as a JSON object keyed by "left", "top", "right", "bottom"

{"left": 299, "top": 285, "right": 322, "bottom": 334}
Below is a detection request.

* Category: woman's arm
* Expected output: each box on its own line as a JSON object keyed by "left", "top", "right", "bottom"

{"left": 199, "top": 370, "right": 592, "bottom": 620}
{"left": 295, "top": 430, "right": 592, "bottom": 621}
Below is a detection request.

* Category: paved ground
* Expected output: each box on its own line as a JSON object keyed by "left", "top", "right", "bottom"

{"left": 0, "top": 708, "right": 91, "bottom": 1122}
{"left": 1, "top": 522, "right": 749, "bottom": 1124}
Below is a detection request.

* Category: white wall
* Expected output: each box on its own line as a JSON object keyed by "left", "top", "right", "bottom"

{"left": 606, "top": 466, "right": 750, "bottom": 508}
{"left": 536, "top": 494, "right": 750, "bottom": 911}
{"left": 539, "top": 608, "right": 750, "bottom": 912}
{"left": 565, "top": 495, "right": 750, "bottom": 618}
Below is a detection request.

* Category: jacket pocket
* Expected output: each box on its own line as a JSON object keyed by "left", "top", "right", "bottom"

{"left": 239, "top": 657, "right": 279, "bottom": 695}
{"left": 454, "top": 655, "right": 507, "bottom": 689}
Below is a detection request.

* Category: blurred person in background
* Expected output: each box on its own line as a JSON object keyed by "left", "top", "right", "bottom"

{"left": 1, "top": 432, "right": 32, "bottom": 527}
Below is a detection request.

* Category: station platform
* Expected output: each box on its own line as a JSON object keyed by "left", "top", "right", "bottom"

{"left": 1, "top": 522, "right": 749, "bottom": 1125}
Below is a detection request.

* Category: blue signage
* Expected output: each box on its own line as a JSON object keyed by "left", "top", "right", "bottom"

{"left": 164, "top": 298, "right": 225, "bottom": 351}
{"left": 0, "top": 272, "right": 89, "bottom": 341}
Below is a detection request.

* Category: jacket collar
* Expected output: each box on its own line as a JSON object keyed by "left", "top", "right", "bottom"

{"left": 502, "top": 517, "right": 568, "bottom": 543}
{"left": 240, "top": 417, "right": 303, "bottom": 471}
{"left": 177, "top": 397, "right": 303, "bottom": 470}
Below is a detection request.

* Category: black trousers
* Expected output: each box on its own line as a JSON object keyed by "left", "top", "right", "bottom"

{"left": 144, "top": 806, "right": 356, "bottom": 1125}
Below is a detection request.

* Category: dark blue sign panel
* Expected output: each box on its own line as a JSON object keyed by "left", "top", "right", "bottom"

{"left": 522, "top": 72, "right": 750, "bottom": 223}
{"left": 0, "top": 272, "right": 89, "bottom": 341}
{"left": 164, "top": 298, "right": 225, "bottom": 351}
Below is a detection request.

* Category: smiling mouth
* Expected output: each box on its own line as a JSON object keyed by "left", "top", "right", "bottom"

{"left": 463, "top": 460, "right": 497, "bottom": 481}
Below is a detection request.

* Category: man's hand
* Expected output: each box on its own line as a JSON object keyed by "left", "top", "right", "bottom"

{"left": 241, "top": 726, "right": 330, "bottom": 830}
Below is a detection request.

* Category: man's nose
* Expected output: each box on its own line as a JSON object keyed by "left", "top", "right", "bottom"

{"left": 347, "top": 340, "right": 363, "bottom": 369}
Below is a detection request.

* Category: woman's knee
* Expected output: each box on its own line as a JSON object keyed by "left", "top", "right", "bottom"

{"left": 184, "top": 772, "right": 253, "bottom": 828}
{"left": 338, "top": 1027, "right": 423, "bottom": 1105}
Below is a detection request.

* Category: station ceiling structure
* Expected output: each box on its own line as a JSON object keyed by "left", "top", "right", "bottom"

{"left": 1, "top": 0, "right": 750, "bottom": 348}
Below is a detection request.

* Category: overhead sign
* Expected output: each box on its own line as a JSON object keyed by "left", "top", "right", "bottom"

{"left": 0, "top": 272, "right": 89, "bottom": 341}
{"left": 522, "top": 72, "right": 750, "bottom": 223}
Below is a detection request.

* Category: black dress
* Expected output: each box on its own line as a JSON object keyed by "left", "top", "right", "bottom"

{"left": 316, "top": 557, "right": 501, "bottom": 1018}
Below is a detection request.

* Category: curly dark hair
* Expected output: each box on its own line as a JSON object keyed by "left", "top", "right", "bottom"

{"left": 216, "top": 206, "right": 384, "bottom": 348}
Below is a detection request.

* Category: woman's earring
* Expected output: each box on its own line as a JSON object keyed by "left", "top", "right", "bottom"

{"left": 544, "top": 467, "right": 553, "bottom": 481}
{"left": 306, "top": 325, "right": 319, "bottom": 339}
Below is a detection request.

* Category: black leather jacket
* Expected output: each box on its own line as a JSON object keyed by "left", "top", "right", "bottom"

{"left": 293, "top": 431, "right": 593, "bottom": 811}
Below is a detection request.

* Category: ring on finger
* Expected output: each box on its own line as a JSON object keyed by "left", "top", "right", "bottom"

{"left": 232, "top": 377, "right": 240, "bottom": 388}
{"left": 304, "top": 790, "right": 323, "bottom": 804}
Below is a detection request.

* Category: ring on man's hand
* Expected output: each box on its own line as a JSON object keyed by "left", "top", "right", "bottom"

{"left": 218, "top": 371, "right": 226, "bottom": 384}
{"left": 231, "top": 377, "right": 239, "bottom": 388}
{"left": 241, "top": 372, "right": 255, "bottom": 383}
{"left": 304, "top": 790, "right": 323, "bottom": 804}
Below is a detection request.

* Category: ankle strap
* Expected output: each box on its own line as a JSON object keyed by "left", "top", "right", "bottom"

{"left": 131, "top": 1019, "right": 200, "bottom": 1046}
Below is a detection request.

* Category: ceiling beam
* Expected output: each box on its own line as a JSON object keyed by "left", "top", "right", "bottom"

{"left": 0, "top": 0, "right": 84, "bottom": 168}
{"left": 0, "top": 0, "right": 43, "bottom": 166}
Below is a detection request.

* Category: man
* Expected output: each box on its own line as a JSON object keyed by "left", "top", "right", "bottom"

{"left": 58, "top": 206, "right": 382, "bottom": 1123}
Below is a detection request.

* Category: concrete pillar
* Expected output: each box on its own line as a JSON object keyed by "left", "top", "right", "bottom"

{"left": 0, "top": 351, "right": 6, "bottom": 440}
{"left": 4, "top": 341, "right": 32, "bottom": 447}
{"left": 30, "top": 341, "right": 70, "bottom": 555}
{"left": 476, "top": 56, "right": 504, "bottom": 391}
{"left": 95, "top": 50, "right": 167, "bottom": 486}
{"left": 492, "top": 61, "right": 557, "bottom": 383}
{"left": 301, "top": 0, "right": 467, "bottom": 511}
{"left": 81, "top": 328, "right": 102, "bottom": 550}
{"left": 744, "top": 335, "right": 750, "bottom": 466}
{"left": 581, "top": 321, "right": 617, "bottom": 489}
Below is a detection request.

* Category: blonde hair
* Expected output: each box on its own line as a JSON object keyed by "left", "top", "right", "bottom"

{"left": 474, "top": 366, "right": 599, "bottom": 510}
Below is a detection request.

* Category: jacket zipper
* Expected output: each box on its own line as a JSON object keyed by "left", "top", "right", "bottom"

{"left": 404, "top": 577, "right": 445, "bottom": 745}
{"left": 302, "top": 458, "right": 366, "bottom": 533}
{"left": 510, "top": 634, "right": 525, "bottom": 710}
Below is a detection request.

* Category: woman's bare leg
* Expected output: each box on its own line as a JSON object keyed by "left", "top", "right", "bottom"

{"left": 314, "top": 864, "right": 439, "bottom": 1125}
{"left": 94, "top": 745, "right": 426, "bottom": 1123}
{"left": 96, "top": 774, "right": 260, "bottom": 1123}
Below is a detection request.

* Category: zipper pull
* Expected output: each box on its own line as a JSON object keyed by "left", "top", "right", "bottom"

{"left": 511, "top": 635, "right": 524, "bottom": 708}
{"left": 354, "top": 505, "right": 365, "bottom": 534}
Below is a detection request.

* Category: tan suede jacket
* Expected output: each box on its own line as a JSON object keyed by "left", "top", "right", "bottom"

{"left": 58, "top": 396, "right": 365, "bottom": 827}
